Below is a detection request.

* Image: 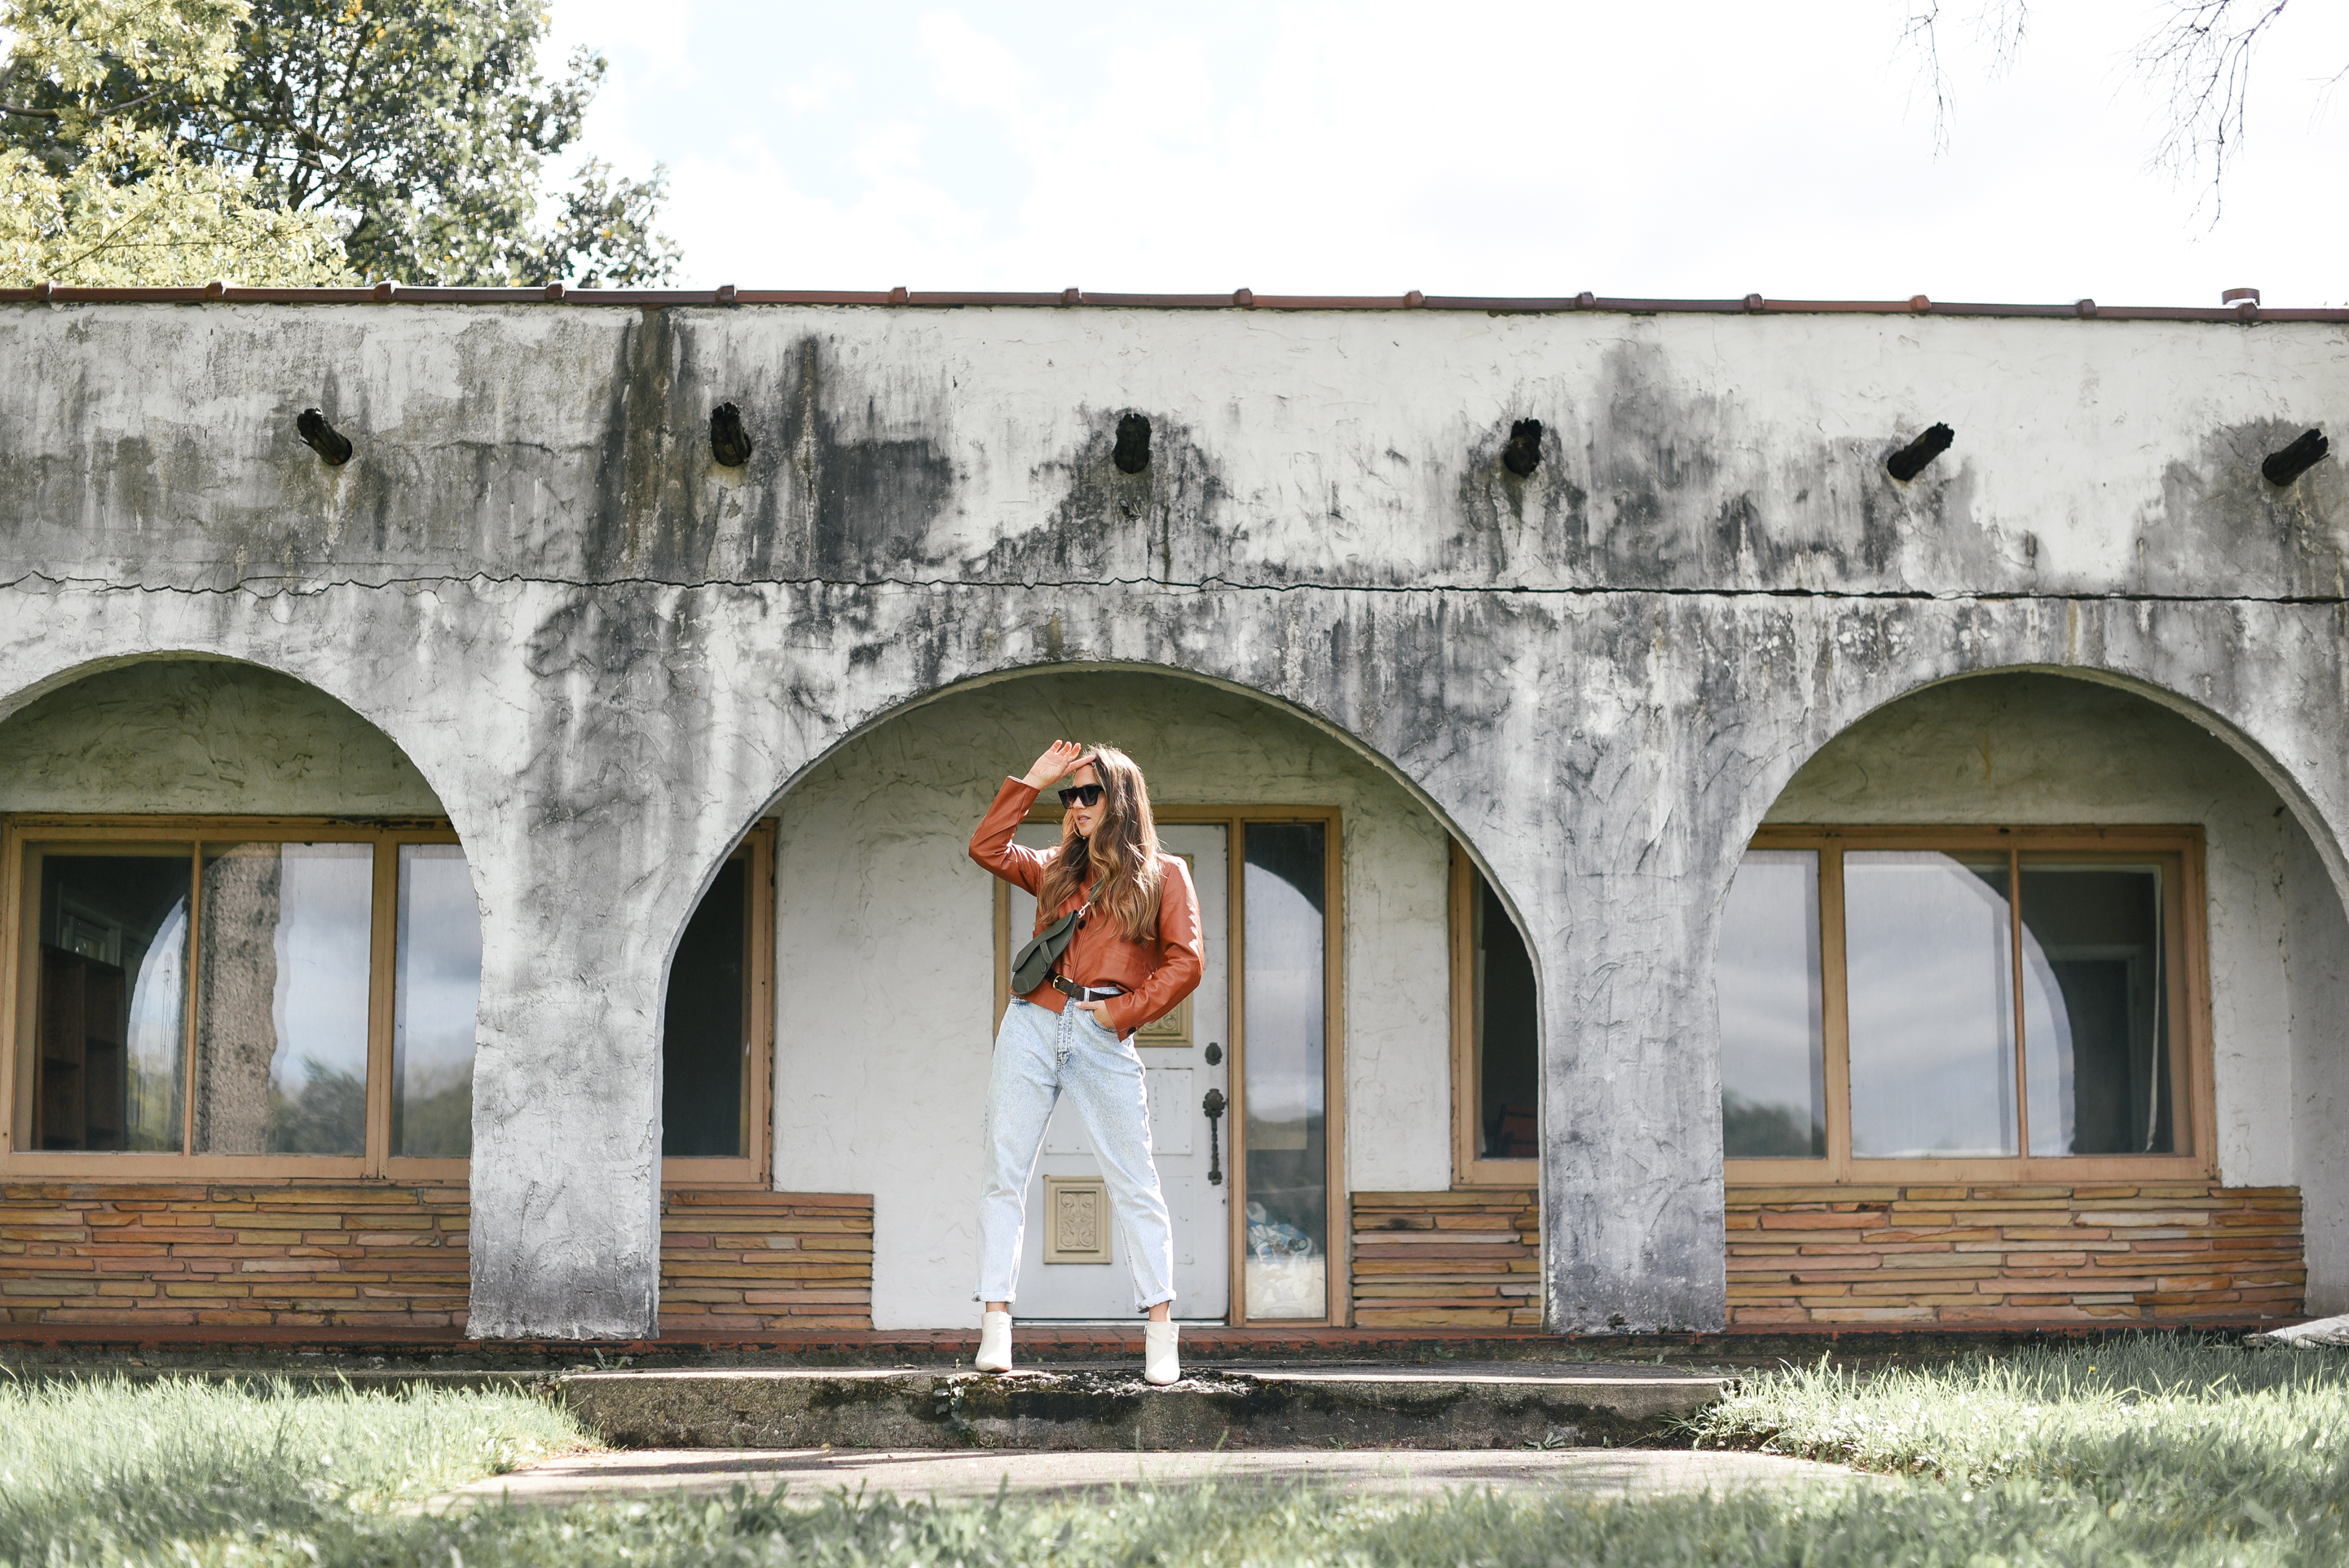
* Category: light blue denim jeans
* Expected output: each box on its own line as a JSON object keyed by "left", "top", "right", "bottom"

{"left": 976, "top": 997, "right": 1176, "bottom": 1313}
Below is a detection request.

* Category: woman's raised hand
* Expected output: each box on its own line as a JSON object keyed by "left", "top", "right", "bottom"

{"left": 1020, "top": 739, "right": 1086, "bottom": 789}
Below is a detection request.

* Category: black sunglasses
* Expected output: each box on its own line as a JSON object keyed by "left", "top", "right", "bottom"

{"left": 1057, "top": 783, "right": 1105, "bottom": 808}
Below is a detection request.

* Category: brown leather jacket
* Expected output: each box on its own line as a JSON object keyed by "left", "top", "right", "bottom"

{"left": 969, "top": 777, "right": 1203, "bottom": 1037}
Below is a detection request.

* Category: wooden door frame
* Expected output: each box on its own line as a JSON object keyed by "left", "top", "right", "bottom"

{"left": 993, "top": 802, "right": 1349, "bottom": 1326}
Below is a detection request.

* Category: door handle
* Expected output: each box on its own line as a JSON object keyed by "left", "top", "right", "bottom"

{"left": 1201, "top": 1086, "right": 1227, "bottom": 1187}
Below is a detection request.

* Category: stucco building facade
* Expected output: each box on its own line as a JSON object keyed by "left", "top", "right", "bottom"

{"left": 0, "top": 285, "right": 2334, "bottom": 1340}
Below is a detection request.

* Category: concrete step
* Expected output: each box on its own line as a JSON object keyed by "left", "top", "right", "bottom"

{"left": 553, "top": 1362, "right": 1732, "bottom": 1451}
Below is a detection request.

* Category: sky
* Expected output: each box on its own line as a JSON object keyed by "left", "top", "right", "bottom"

{"left": 545, "top": 0, "right": 2349, "bottom": 306}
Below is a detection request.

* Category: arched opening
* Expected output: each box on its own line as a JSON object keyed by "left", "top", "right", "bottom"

{"left": 0, "top": 657, "right": 482, "bottom": 1329}
{"left": 1716, "top": 670, "right": 2338, "bottom": 1324}
{"left": 663, "top": 663, "right": 1539, "bottom": 1333}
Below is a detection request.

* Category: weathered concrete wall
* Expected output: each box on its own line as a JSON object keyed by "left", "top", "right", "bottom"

{"left": 9, "top": 304, "right": 2349, "bottom": 604}
{"left": 2285, "top": 811, "right": 2349, "bottom": 1312}
{"left": 5, "top": 300, "right": 2349, "bottom": 1335}
{"left": 0, "top": 658, "right": 443, "bottom": 816}
{"left": 770, "top": 667, "right": 1451, "bottom": 1329}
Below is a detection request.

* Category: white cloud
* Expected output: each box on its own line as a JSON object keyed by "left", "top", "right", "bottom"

{"left": 853, "top": 121, "right": 932, "bottom": 181}
{"left": 547, "top": 0, "right": 2349, "bottom": 304}
{"left": 786, "top": 62, "right": 858, "bottom": 115}
{"left": 919, "top": 10, "right": 1033, "bottom": 114}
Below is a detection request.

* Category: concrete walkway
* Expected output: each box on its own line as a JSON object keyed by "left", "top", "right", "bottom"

{"left": 439, "top": 1447, "right": 1852, "bottom": 1509}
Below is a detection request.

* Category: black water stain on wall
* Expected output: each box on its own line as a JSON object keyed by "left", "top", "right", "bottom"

{"left": 2151, "top": 419, "right": 2349, "bottom": 598}
{"left": 1452, "top": 412, "right": 1586, "bottom": 581}
{"left": 585, "top": 312, "right": 690, "bottom": 581}
{"left": 773, "top": 336, "right": 958, "bottom": 579}
{"left": 1447, "top": 342, "right": 2012, "bottom": 591}
{"left": 973, "top": 408, "right": 1230, "bottom": 584}
{"left": 583, "top": 323, "right": 959, "bottom": 584}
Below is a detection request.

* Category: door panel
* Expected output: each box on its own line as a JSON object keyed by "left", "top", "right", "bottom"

{"left": 1148, "top": 1068, "right": 1194, "bottom": 1154}
{"left": 1007, "top": 823, "right": 1231, "bottom": 1319}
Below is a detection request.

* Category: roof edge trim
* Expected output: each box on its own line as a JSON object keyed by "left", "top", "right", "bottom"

{"left": 0, "top": 285, "right": 2323, "bottom": 323}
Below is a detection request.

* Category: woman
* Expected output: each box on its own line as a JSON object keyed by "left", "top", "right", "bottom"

{"left": 967, "top": 739, "right": 1203, "bottom": 1385}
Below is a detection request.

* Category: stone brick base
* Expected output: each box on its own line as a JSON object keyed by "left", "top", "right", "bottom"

{"left": 1349, "top": 1190, "right": 1540, "bottom": 1328}
{"left": 657, "top": 1189, "right": 873, "bottom": 1330}
{"left": 0, "top": 1181, "right": 470, "bottom": 1328}
{"left": 1728, "top": 1182, "right": 2305, "bottom": 1325}
{"left": 1, "top": 1182, "right": 875, "bottom": 1332}
{"left": 1346, "top": 1182, "right": 2304, "bottom": 1331}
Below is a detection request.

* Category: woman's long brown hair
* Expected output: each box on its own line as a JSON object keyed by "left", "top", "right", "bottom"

{"left": 1035, "top": 744, "right": 1163, "bottom": 941}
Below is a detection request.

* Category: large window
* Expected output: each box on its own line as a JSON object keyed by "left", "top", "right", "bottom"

{"left": 659, "top": 826, "right": 773, "bottom": 1185}
{"left": 1718, "top": 827, "right": 2212, "bottom": 1179}
{"left": 1451, "top": 847, "right": 1539, "bottom": 1183}
{"left": 4, "top": 820, "right": 478, "bottom": 1174}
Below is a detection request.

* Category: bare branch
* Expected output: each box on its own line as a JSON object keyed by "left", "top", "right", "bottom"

{"left": 2135, "top": 0, "right": 2295, "bottom": 219}
{"left": 1980, "top": 0, "right": 2030, "bottom": 71}
{"left": 1897, "top": 2, "right": 2030, "bottom": 153}
{"left": 1897, "top": 3, "right": 1957, "bottom": 153}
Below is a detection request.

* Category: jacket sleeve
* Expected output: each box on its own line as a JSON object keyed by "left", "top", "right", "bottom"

{"left": 1103, "top": 854, "right": 1205, "bottom": 1034}
{"left": 969, "top": 777, "right": 1051, "bottom": 894}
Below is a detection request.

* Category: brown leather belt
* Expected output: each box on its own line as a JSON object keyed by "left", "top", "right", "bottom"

{"left": 1051, "top": 976, "right": 1125, "bottom": 1003}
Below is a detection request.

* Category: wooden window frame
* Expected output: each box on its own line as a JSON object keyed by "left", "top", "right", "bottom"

{"left": 1450, "top": 843, "right": 1540, "bottom": 1187}
{"left": 1, "top": 814, "right": 465, "bottom": 1180}
{"left": 991, "top": 803, "right": 1348, "bottom": 1327}
{"left": 661, "top": 821, "right": 776, "bottom": 1189}
{"left": 1728, "top": 824, "right": 2218, "bottom": 1185}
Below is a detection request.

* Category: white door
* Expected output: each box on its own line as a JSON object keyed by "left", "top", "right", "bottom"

{"left": 1004, "top": 823, "right": 1232, "bottom": 1320}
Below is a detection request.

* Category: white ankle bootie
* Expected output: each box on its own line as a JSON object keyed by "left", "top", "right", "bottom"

{"left": 976, "top": 1310, "right": 1014, "bottom": 1372}
{"left": 1144, "top": 1319, "right": 1180, "bottom": 1385}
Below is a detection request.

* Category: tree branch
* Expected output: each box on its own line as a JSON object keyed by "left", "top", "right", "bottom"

{"left": 1897, "top": 2, "right": 2030, "bottom": 153}
{"left": 2135, "top": 0, "right": 2294, "bottom": 218}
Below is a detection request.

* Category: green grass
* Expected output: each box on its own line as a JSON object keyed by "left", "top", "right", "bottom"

{"left": 5, "top": 1337, "right": 2347, "bottom": 1566}
{"left": 0, "top": 1372, "right": 588, "bottom": 1566}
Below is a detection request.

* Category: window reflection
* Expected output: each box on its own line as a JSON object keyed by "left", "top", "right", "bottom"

{"left": 1717, "top": 850, "right": 1825, "bottom": 1158}
{"left": 2021, "top": 864, "right": 2171, "bottom": 1156}
{"left": 1844, "top": 852, "right": 2018, "bottom": 1158}
{"left": 34, "top": 852, "right": 191, "bottom": 1152}
{"left": 393, "top": 845, "right": 480, "bottom": 1158}
{"left": 23, "top": 833, "right": 478, "bottom": 1164}
{"left": 1243, "top": 823, "right": 1326, "bottom": 1320}
{"left": 192, "top": 844, "right": 373, "bottom": 1156}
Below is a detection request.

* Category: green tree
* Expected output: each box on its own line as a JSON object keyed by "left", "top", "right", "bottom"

{"left": 0, "top": 0, "right": 351, "bottom": 285}
{"left": 5, "top": 0, "right": 679, "bottom": 288}
{"left": 187, "top": 0, "right": 676, "bottom": 286}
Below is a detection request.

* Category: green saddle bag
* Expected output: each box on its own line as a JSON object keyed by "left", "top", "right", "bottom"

{"left": 1010, "top": 901, "right": 1086, "bottom": 994}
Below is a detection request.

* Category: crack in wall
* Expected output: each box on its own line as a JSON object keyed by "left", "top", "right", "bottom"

{"left": 2, "top": 568, "right": 2345, "bottom": 609}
